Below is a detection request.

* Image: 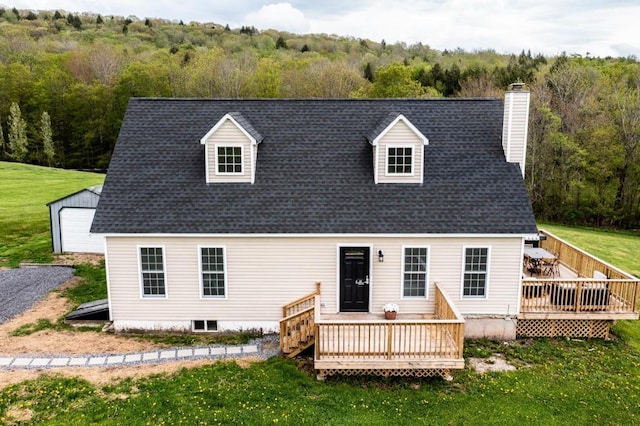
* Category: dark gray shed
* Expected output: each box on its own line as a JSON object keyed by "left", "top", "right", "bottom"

{"left": 47, "top": 185, "right": 104, "bottom": 254}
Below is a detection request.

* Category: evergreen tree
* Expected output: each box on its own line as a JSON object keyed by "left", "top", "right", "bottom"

{"left": 224, "top": 24, "right": 230, "bottom": 31}
{"left": 25, "top": 11, "right": 37, "bottom": 20}
{"left": 363, "top": 62, "right": 374, "bottom": 82}
{"left": 41, "top": 112, "right": 54, "bottom": 166}
{"left": 8, "top": 103, "right": 28, "bottom": 162}
{"left": 96, "top": 14, "right": 103, "bottom": 24}
{"left": 53, "top": 10, "right": 62, "bottom": 20}
{"left": 301, "top": 44, "right": 310, "bottom": 53}
{"left": 0, "top": 118, "right": 5, "bottom": 157}
{"left": 12, "top": 7, "right": 20, "bottom": 20}
{"left": 144, "top": 18, "right": 152, "bottom": 28}
{"left": 276, "top": 36, "right": 287, "bottom": 49}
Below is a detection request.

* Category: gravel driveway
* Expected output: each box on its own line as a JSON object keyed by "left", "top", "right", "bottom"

{"left": 0, "top": 266, "right": 74, "bottom": 324}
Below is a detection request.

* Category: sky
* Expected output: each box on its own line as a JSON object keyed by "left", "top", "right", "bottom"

{"left": 6, "top": 0, "right": 640, "bottom": 58}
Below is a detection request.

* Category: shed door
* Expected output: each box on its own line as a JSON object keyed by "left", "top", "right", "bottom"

{"left": 339, "top": 247, "right": 370, "bottom": 312}
{"left": 60, "top": 208, "right": 105, "bottom": 253}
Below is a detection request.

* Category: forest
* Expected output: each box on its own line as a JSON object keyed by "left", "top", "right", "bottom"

{"left": 0, "top": 7, "right": 639, "bottom": 229}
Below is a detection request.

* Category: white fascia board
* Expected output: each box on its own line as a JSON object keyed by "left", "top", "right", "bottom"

{"left": 103, "top": 232, "right": 534, "bottom": 239}
{"left": 371, "top": 114, "right": 429, "bottom": 146}
{"left": 199, "top": 113, "right": 257, "bottom": 145}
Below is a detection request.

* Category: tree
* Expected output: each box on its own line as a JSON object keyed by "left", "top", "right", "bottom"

{"left": 276, "top": 36, "right": 287, "bottom": 49}
{"left": 12, "top": 7, "right": 20, "bottom": 20}
{"left": 144, "top": 18, "right": 152, "bottom": 28}
{"left": 367, "top": 63, "right": 430, "bottom": 98}
{"left": 41, "top": 111, "right": 55, "bottom": 166}
{"left": 96, "top": 14, "right": 103, "bottom": 25}
{"left": 53, "top": 10, "right": 62, "bottom": 20}
{"left": 0, "top": 117, "right": 5, "bottom": 157}
{"left": 8, "top": 102, "right": 28, "bottom": 162}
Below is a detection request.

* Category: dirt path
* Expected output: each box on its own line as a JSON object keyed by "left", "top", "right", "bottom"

{"left": 0, "top": 256, "right": 260, "bottom": 389}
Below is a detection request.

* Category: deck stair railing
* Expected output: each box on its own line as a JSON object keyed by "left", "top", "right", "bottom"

{"left": 279, "top": 282, "right": 320, "bottom": 358}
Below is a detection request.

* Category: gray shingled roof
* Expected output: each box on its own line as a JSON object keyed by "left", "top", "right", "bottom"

{"left": 92, "top": 98, "right": 537, "bottom": 235}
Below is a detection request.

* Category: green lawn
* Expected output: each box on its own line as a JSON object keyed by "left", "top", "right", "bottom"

{"left": 539, "top": 222, "right": 640, "bottom": 278}
{"left": 0, "top": 161, "right": 104, "bottom": 267}
{"left": 1, "top": 165, "right": 640, "bottom": 424}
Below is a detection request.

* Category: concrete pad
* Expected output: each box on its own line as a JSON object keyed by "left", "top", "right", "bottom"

{"left": 12, "top": 358, "right": 32, "bottom": 366}
{"left": 68, "top": 357, "right": 88, "bottom": 366}
{"left": 226, "top": 347, "right": 241, "bottom": 355}
{"left": 0, "top": 357, "right": 13, "bottom": 366}
{"left": 177, "top": 349, "right": 193, "bottom": 358}
{"left": 50, "top": 358, "right": 70, "bottom": 367}
{"left": 243, "top": 345, "right": 259, "bottom": 353}
{"left": 30, "top": 358, "right": 51, "bottom": 367}
{"left": 88, "top": 356, "right": 106, "bottom": 366}
{"left": 125, "top": 354, "right": 142, "bottom": 363}
{"left": 160, "top": 350, "right": 176, "bottom": 359}
{"left": 142, "top": 352, "right": 159, "bottom": 361}
{"left": 194, "top": 348, "right": 209, "bottom": 356}
{"left": 107, "top": 355, "right": 125, "bottom": 364}
{"left": 211, "top": 347, "right": 225, "bottom": 355}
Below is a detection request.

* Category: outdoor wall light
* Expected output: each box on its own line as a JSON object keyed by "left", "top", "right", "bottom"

{"left": 378, "top": 250, "right": 384, "bottom": 262}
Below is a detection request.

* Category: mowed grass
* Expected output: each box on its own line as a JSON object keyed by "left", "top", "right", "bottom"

{"left": 1, "top": 166, "right": 640, "bottom": 424}
{"left": 0, "top": 161, "right": 104, "bottom": 267}
{"left": 538, "top": 222, "right": 640, "bottom": 278}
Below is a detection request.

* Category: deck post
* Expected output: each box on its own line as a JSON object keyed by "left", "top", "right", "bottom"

{"left": 387, "top": 323, "right": 393, "bottom": 360}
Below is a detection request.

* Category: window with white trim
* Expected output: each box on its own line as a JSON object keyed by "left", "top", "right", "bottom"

{"left": 217, "top": 146, "right": 242, "bottom": 174}
{"left": 403, "top": 247, "right": 428, "bottom": 297}
{"left": 200, "top": 247, "right": 226, "bottom": 297}
{"left": 387, "top": 146, "right": 413, "bottom": 175}
{"left": 463, "top": 247, "right": 489, "bottom": 297}
{"left": 140, "top": 247, "right": 166, "bottom": 297}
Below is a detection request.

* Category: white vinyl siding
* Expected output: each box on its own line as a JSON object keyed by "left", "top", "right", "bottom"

{"left": 402, "top": 246, "right": 429, "bottom": 298}
{"left": 199, "top": 246, "right": 226, "bottom": 298}
{"left": 502, "top": 89, "right": 530, "bottom": 176}
{"left": 107, "top": 236, "right": 523, "bottom": 327}
{"left": 205, "top": 120, "right": 253, "bottom": 183}
{"left": 376, "top": 120, "right": 423, "bottom": 184}
{"left": 461, "top": 247, "right": 490, "bottom": 298}
{"left": 138, "top": 246, "right": 167, "bottom": 298}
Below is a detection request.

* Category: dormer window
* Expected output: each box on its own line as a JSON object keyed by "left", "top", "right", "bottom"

{"left": 200, "top": 112, "right": 262, "bottom": 184}
{"left": 216, "top": 145, "right": 243, "bottom": 174}
{"left": 367, "top": 113, "right": 428, "bottom": 184}
{"left": 387, "top": 146, "right": 413, "bottom": 175}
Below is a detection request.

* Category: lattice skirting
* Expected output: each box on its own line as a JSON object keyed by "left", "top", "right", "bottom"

{"left": 516, "top": 319, "right": 611, "bottom": 339}
{"left": 317, "top": 368, "right": 450, "bottom": 379}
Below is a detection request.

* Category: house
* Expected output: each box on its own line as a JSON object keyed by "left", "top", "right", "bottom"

{"left": 92, "top": 87, "right": 639, "bottom": 377}
{"left": 48, "top": 185, "right": 105, "bottom": 254}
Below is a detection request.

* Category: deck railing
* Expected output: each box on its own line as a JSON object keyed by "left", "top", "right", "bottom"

{"left": 521, "top": 279, "right": 639, "bottom": 313}
{"left": 280, "top": 283, "right": 320, "bottom": 357}
{"left": 315, "top": 283, "right": 464, "bottom": 363}
{"left": 539, "top": 230, "right": 636, "bottom": 280}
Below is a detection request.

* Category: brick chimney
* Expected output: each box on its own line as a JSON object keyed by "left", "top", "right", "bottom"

{"left": 502, "top": 83, "right": 530, "bottom": 177}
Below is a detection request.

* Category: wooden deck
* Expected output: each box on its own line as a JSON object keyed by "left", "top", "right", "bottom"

{"left": 280, "top": 283, "right": 465, "bottom": 377}
{"left": 520, "top": 230, "right": 639, "bottom": 320}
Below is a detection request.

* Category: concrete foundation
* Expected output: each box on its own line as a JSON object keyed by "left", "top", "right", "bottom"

{"left": 463, "top": 316, "right": 517, "bottom": 340}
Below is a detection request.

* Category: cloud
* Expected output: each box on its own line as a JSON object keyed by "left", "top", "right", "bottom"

{"left": 245, "top": 3, "right": 310, "bottom": 33}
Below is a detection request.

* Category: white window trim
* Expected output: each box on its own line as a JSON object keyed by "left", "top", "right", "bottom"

{"left": 460, "top": 246, "right": 491, "bottom": 299}
{"left": 214, "top": 144, "right": 244, "bottom": 176}
{"left": 138, "top": 245, "right": 168, "bottom": 299}
{"left": 401, "top": 245, "right": 430, "bottom": 299}
{"left": 198, "top": 245, "right": 228, "bottom": 299}
{"left": 384, "top": 145, "right": 415, "bottom": 177}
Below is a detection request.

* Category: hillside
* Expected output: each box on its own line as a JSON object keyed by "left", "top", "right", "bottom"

{"left": 0, "top": 161, "right": 104, "bottom": 267}
{"left": 0, "top": 7, "right": 639, "bottom": 228}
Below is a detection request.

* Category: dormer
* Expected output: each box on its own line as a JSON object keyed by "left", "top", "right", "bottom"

{"left": 367, "top": 113, "right": 429, "bottom": 184}
{"left": 200, "top": 112, "right": 263, "bottom": 184}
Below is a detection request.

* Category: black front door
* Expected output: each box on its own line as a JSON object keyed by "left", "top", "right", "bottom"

{"left": 339, "top": 247, "right": 370, "bottom": 312}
